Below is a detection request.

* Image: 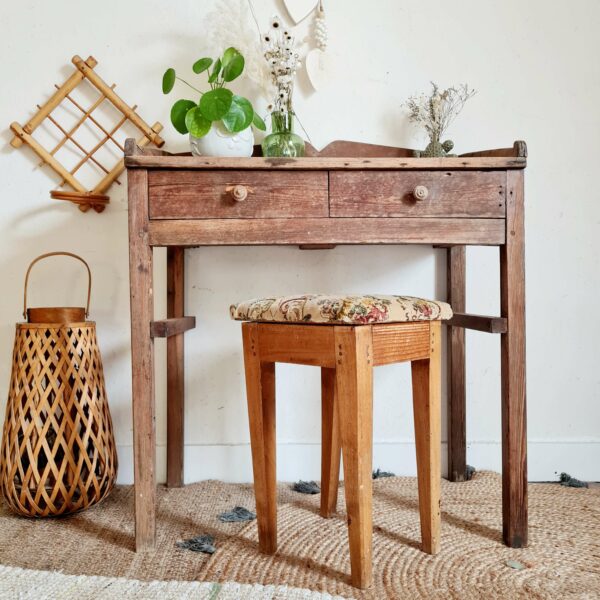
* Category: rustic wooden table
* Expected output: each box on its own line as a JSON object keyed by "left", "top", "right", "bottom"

{"left": 125, "top": 139, "right": 527, "bottom": 553}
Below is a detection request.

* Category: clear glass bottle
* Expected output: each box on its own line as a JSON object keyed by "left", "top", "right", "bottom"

{"left": 261, "top": 111, "right": 305, "bottom": 158}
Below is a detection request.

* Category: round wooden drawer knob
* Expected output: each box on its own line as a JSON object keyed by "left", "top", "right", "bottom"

{"left": 229, "top": 185, "right": 249, "bottom": 202}
{"left": 413, "top": 185, "right": 429, "bottom": 201}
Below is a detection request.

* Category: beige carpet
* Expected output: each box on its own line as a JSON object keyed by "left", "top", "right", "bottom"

{"left": 0, "top": 565, "right": 349, "bottom": 599}
{"left": 0, "top": 472, "right": 599, "bottom": 599}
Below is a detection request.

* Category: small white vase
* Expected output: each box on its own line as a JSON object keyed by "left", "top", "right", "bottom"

{"left": 189, "top": 121, "right": 254, "bottom": 157}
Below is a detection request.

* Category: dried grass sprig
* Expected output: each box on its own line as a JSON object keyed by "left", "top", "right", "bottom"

{"left": 406, "top": 83, "right": 476, "bottom": 141}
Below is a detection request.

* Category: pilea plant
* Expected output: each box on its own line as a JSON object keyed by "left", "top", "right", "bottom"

{"left": 162, "top": 47, "right": 266, "bottom": 138}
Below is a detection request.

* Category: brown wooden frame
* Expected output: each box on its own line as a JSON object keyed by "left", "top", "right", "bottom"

{"left": 242, "top": 320, "right": 442, "bottom": 589}
{"left": 125, "top": 138, "right": 528, "bottom": 552}
{"left": 10, "top": 55, "right": 164, "bottom": 212}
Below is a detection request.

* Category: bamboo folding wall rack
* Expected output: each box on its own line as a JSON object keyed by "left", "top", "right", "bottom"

{"left": 10, "top": 55, "right": 164, "bottom": 212}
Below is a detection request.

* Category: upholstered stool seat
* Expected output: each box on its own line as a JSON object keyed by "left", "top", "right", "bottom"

{"left": 233, "top": 293, "right": 452, "bottom": 589}
{"left": 231, "top": 293, "right": 452, "bottom": 324}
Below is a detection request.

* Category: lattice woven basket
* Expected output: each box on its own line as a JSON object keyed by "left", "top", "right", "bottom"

{"left": 0, "top": 252, "right": 117, "bottom": 517}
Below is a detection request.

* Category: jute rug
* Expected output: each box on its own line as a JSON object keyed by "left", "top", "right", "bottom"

{"left": 0, "top": 472, "right": 598, "bottom": 599}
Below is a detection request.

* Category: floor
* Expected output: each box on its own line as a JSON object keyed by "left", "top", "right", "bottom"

{"left": 0, "top": 472, "right": 598, "bottom": 599}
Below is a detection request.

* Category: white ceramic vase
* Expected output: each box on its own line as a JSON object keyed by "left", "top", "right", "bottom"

{"left": 189, "top": 121, "right": 254, "bottom": 157}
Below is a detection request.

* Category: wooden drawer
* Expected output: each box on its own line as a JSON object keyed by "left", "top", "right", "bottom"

{"left": 330, "top": 171, "right": 506, "bottom": 218}
{"left": 148, "top": 170, "right": 328, "bottom": 219}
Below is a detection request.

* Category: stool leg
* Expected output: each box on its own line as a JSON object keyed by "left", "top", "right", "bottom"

{"left": 335, "top": 326, "right": 373, "bottom": 589}
{"left": 411, "top": 321, "right": 442, "bottom": 555}
{"left": 320, "top": 367, "right": 341, "bottom": 518}
{"left": 242, "top": 323, "right": 277, "bottom": 554}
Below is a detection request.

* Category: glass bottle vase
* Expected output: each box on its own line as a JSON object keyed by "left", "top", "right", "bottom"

{"left": 261, "top": 111, "right": 305, "bottom": 158}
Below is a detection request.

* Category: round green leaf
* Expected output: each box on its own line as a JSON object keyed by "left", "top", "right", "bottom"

{"left": 252, "top": 111, "right": 266, "bottom": 131}
{"left": 222, "top": 95, "right": 253, "bottom": 133}
{"left": 185, "top": 106, "right": 211, "bottom": 138}
{"left": 222, "top": 47, "right": 239, "bottom": 66}
{"left": 199, "top": 88, "right": 233, "bottom": 120}
{"left": 162, "top": 68, "right": 176, "bottom": 94}
{"left": 192, "top": 57, "right": 213, "bottom": 74}
{"left": 170, "top": 99, "right": 196, "bottom": 134}
{"left": 208, "top": 58, "right": 222, "bottom": 83}
{"left": 222, "top": 53, "right": 244, "bottom": 82}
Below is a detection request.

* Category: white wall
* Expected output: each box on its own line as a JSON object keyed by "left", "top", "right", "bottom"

{"left": 1, "top": 0, "right": 599, "bottom": 484}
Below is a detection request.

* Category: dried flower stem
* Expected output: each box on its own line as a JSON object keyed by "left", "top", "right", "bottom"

{"left": 262, "top": 16, "right": 301, "bottom": 115}
{"left": 406, "top": 83, "right": 476, "bottom": 141}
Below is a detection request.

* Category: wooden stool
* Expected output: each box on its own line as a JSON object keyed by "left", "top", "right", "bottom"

{"left": 232, "top": 294, "right": 452, "bottom": 589}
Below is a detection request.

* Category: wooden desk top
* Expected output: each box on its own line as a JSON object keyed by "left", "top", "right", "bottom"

{"left": 125, "top": 139, "right": 527, "bottom": 171}
{"left": 125, "top": 139, "right": 526, "bottom": 248}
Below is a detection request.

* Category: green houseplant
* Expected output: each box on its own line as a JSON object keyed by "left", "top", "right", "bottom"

{"left": 162, "top": 47, "right": 265, "bottom": 157}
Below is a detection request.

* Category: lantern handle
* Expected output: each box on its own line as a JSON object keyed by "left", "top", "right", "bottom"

{"left": 23, "top": 252, "right": 92, "bottom": 319}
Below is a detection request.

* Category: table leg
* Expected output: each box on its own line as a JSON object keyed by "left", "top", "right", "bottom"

{"left": 167, "top": 247, "right": 185, "bottom": 488}
{"left": 128, "top": 169, "right": 156, "bottom": 550}
{"left": 447, "top": 246, "right": 467, "bottom": 481}
{"left": 500, "top": 170, "right": 527, "bottom": 547}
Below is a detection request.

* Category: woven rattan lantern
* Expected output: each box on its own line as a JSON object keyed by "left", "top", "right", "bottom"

{"left": 0, "top": 252, "right": 117, "bottom": 517}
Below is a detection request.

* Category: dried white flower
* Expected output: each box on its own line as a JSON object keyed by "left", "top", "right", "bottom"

{"left": 405, "top": 83, "right": 476, "bottom": 140}
{"left": 262, "top": 14, "right": 300, "bottom": 114}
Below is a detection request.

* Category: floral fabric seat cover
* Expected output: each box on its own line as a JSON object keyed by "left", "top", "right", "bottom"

{"left": 230, "top": 294, "right": 452, "bottom": 325}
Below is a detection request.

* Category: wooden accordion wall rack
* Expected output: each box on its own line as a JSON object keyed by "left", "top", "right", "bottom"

{"left": 10, "top": 55, "right": 164, "bottom": 213}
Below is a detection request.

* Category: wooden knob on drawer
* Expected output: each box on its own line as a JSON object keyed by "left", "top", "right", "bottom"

{"left": 228, "top": 185, "right": 249, "bottom": 202}
{"left": 413, "top": 185, "right": 429, "bottom": 201}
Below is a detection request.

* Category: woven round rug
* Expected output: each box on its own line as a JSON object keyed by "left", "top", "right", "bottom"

{"left": 0, "top": 472, "right": 598, "bottom": 599}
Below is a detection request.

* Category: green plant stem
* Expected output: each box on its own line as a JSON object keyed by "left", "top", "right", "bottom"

{"left": 177, "top": 77, "right": 203, "bottom": 95}
{"left": 294, "top": 110, "right": 312, "bottom": 145}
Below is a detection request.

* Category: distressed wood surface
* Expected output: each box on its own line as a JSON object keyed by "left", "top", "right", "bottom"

{"left": 500, "top": 170, "right": 528, "bottom": 548}
{"left": 148, "top": 218, "right": 506, "bottom": 247}
{"left": 127, "top": 139, "right": 526, "bottom": 161}
{"left": 166, "top": 247, "right": 185, "bottom": 488}
{"left": 330, "top": 171, "right": 505, "bottom": 218}
{"left": 148, "top": 170, "right": 328, "bottom": 219}
{"left": 304, "top": 140, "right": 418, "bottom": 158}
{"left": 448, "top": 312, "right": 507, "bottom": 334}
{"left": 150, "top": 316, "right": 195, "bottom": 338}
{"left": 460, "top": 140, "right": 527, "bottom": 159}
{"left": 127, "top": 168, "right": 156, "bottom": 550}
{"left": 411, "top": 321, "right": 441, "bottom": 555}
{"left": 127, "top": 155, "right": 526, "bottom": 170}
{"left": 447, "top": 246, "right": 467, "bottom": 483}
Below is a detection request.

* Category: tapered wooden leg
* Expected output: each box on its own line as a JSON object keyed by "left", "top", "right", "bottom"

{"left": 411, "top": 321, "right": 442, "bottom": 555}
{"left": 447, "top": 246, "right": 467, "bottom": 482}
{"left": 167, "top": 247, "right": 185, "bottom": 488}
{"left": 242, "top": 323, "right": 277, "bottom": 554}
{"left": 128, "top": 169, "right": 156, "bottom": 550}
{"left": 320, "top": 367, "right": 341, "bottom": 518}
{"left": 335, "top": 326, "right": 373, "bottom": 589}
{"left": 500, "top": 171, "right": 528, "bottom": 548}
